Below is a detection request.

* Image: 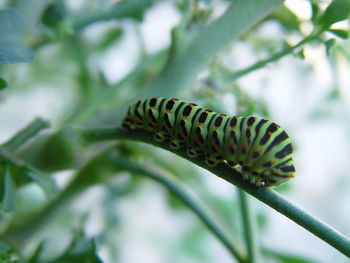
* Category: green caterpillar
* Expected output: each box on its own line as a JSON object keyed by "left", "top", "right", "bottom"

{"left": 122, "top": 97, "right": 295, "bottom": 187}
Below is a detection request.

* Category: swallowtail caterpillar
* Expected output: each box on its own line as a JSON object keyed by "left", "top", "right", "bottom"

{"left": 122, "top": 97, "right": 295, "bottom": 187}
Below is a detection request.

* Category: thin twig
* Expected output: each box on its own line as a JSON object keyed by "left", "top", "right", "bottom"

{"left": 31, "top": 0, "right": 157, "bottom": 50}
{"left": 238, "top": 189, "right": 259, "bottom": 263}
{"left": 111, "top": 155, "right": 247, "bottom": 263}
{"left": 225, "top": 34, "right": 320, "bottom": 82}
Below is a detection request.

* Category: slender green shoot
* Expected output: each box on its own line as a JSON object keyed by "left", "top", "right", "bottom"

{"left": 238, "top": 189, "right": 260, "bottom": 263}
{"left": 225, "top": 33, "right": 320, "bottom": 82}
{"left": 111, "top": 155, "right": 247, "bottom": 263}
{"left": 31, "top": 0, "right": 157, "bottom": 50}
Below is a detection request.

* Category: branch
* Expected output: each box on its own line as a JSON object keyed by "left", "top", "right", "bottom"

{"left": 71, "top": 0, "right": 156, "bottom": 31}
{"left": 225, "top": 34, "right": 320, "bottom": 82}
{"left": 31, "top": 0, "right": 157, "bottom": 49}
{"left": 80, "top": 127, "right": 350, "bottom": 258}
{"left": 110, "top": 155, "right": 246, "bottom": 263}
{"left": 145, "top": 0, "right": 284, "bottom": 97}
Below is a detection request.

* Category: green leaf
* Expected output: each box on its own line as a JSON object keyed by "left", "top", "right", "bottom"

{"left": 295, "top": 48, "right": 305, "bottom": 59}
{"left": 27, "top": 242, "right": 44, "bottom": 263}
{"left": 41, "top": 1, "right": 66, "bottom": 27}
{"left": 0, "top": 9, "right": 22, "bottom": 42}
{"left": 271, "top": 5, "right": 300, "bottom": 31}
{"left": 26, "top": 172, "right": 58, "bottom": 200}
{"left": 2, "top": 117, "right": 50, "bottom": 152}
{"left": 51, "top": 234, "right": 103, "bottom": 263}
{"left": 310, "top": 1, "right": 320, "bottom": 22}
{"left": 97, "top": 28, "right": 124, "bottom": 50}
{"left": 324, "top": 38, "right": 337, "bottom": 55}
{"left": 327, "top": 28, "right": 349, "bottom": 39}
{"left": 0, "top": 41, "right": 34, "bottom": 63}
{"left": 0, "top": 77, "right": 7, "bottom": 90}
{"left": 166, "top": 188, "right": 187, "bottom": 210}
{"left": 21, "top": 128, "right": 84, "bottom": 172}
{"left": 0, "top": 9, "right": 33, "bottom": 63}
{"left": 317, "top": 0, "right": 350, "bottom": 29}
{"left": 0, "top": 241, "right": 19, "bottom": 263}
{"left": 2, "top": 167, "right": 16, "bottom": 212}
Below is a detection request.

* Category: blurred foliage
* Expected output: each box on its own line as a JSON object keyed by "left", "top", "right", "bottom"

{"left": 0, "top": 0, "right": 349, "bottom": 262}
{"left": 0, "top": 166, "right": 16, "bottom": 213}
{"left": 0, "top": 77, "right": 7, "bottom": 90}
{"left": 262, "top": 248, "right": 319, "bottom": 263}
{"left": 0, "top": 230, "right": 103, "bottom": 263}
{"left": 0, "top": 8, "right": 33, "bottom": 64}
{"left": 317, "top": 0, "right": 350, "bottom": 30}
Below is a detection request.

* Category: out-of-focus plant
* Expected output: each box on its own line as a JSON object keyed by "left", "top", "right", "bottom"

{"left": 0, "top": 8, "right": 33, "bottom": 89}
{"left": 0, "top": 0, "right": 350, "bottom": 262}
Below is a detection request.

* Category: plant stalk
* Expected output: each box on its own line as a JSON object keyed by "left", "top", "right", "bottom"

{"left": 238, "top": 189, "right": 260, "bottom": 263}
{"left": 112, "top": 156, "right": 247, "bottom": 263}
{"left": 80, "top": 127, "right": 350, "bottom": 258}
{"left": 225, "top": 34, "right": 320, "bottom": 82}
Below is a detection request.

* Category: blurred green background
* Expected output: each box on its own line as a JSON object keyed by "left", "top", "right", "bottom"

{"left": 0, "top": 0, "right": 350, "bottom": 262}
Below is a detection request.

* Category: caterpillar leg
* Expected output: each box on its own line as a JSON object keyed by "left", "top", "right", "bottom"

{"left": 249, "top": 174, "right": 257, "bottom": 185}
{"left": 226, "top": 160, "right": 238, "bottom": 168}
{"left": 169, "top": 137, "right": 185, "bottom": 149}
{"left": 154, "top": 130, "right": 170, "bottom": 142}
{"left": 255, "top": 178, "right": 265, "bottom": 187}
{"left": 170, "top": 141, "right": 180, "bottom": 149}
{"left": 251, "top": 172, "right": 265, "bottom": 187}
{"left": 121, "top": 117, "right": 136, "bottom": 130}
{"left": 242, "top": 169, "right": 266, "bottom": 187}
{"left": 242, "top": 166, "right": 256, "bottom": 185}
{"left": 205, "top": 154, "right": 220, "bottom": 166}
{"left": 242, "top": 172, "right": 249, "bottom": 181}
{"left": 187, "top": 145, "right": 202, "bottom": 158}
{"left": 205, "top": 159, "right": 218, "bottom": 166}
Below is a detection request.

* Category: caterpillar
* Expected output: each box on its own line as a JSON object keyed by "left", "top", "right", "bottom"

{"left": 122, "top": 97, "right": 295, "bottom": 187}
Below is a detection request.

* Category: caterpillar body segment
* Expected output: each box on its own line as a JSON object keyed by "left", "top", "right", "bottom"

{"left": 122, "top": 97, "right": 296, "bottom": 187}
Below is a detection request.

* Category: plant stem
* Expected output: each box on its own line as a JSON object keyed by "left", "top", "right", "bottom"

{"left": 80, "top": 127, "right": 350, "bottom": 258}
{"left": 2, "top": 117, "right": 50, "bottom": 152}
{"left": 238, "top": 189, "right": 259, "bottom": 263}
{"left": 112, "top": 156, "right": 247, "bottom": 263}
{"left": 225, "top": 34, "right": 319, "bottom": 82}
{"left": 71, "top": 0, "right": 156, "bottom": 31}
{"left": 146, "top": 0, "right": 284, "bottom": 97}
